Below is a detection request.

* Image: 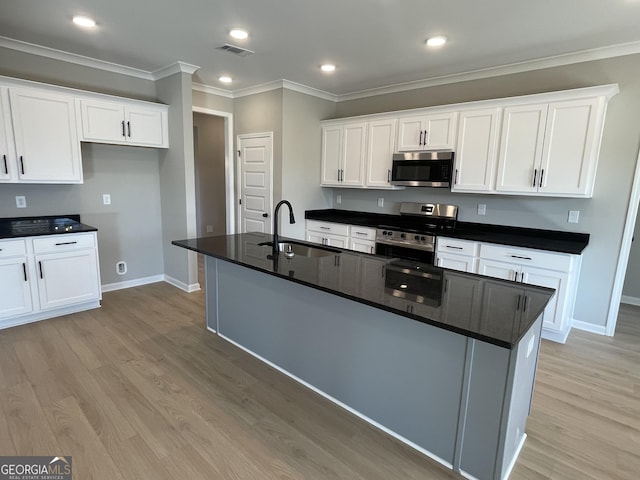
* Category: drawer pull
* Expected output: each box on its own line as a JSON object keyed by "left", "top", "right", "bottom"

{"left": 510, "top": 254, "right": 532, "bottom": 260}
{"left": 38, "top": 261, "right": 43, "bottom": 279}
{"left": 23, "top": 262, "right": 27, "bottom": 281}
{"left": 320, "top": 226, "right": 330, "bottom": 230}
{"left": 354, "top": 232, "right": 368, "bottom": 236}
{"left": 55, "top": 241, "right": 78, "bottom": 246}
{"left": 445, "top": 245, "right": 464, "bottom": 250}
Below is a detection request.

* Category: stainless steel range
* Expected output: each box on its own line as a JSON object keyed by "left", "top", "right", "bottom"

{"left": 375, "top": 202, "right": 458, "bottom": 264}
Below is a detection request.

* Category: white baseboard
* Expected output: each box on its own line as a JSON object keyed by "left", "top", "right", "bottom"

{"left": 164, "top": 274, "right": 201, "bottom": 293}
{"left": 0, "top": 301, "right": 101, "bottom": 331}
{"left": 571, "top": 319, "right": 607, "bottom": 336}
{"left": 620, "top": 295, "right": 640, "bottom": 306}
{"left": 101, "top": 274, "right": 165, "bottom": 292}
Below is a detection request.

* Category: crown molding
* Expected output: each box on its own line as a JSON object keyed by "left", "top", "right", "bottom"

{"left": 335, "top": 40, "right": 640, "bottom": 102}
{"left": 192, "top": 82, "right": 234, "bottom": 98}
{"left": 0, "top": 36, "right": 156, "bottom": 81}
{"left": 153, "top": 61, "right": 200, "bottom": 80}
{"left": 232, "top": 80, "right": 287, "bottom": 98}
{"left": 281, "top": 79, "right": 337, "bottom": 102}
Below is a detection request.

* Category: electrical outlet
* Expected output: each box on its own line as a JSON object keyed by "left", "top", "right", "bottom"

{"left": 15, "top": 196, "right": 26, "bottom": 208}
{"left": 103, "top": 194, "right": 111, "bottom": 205}
{"left": 377, "top": 197, "right": 384, "bottom": 207}
{"left": 206, "top": 225, "right": 213, "bottom": 233}
{"left": 477, "top": 203, "right": 486, "bottom": 216}
{"left": 568, "top": 210, "right": 580, "bottom": 223}
{"left": 336, "top": 194, "right": 342, "bottom": 205}
{"left": 116, "top": 261, "right": 127, "bottom": 275}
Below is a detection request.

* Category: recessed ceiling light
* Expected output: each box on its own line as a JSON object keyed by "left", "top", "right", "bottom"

{"left": 321, "top": 64, "right": 336, "bottom": 73}
{"left": 229, "top": 28, "right": 248, "bottom": 40}
{"left": 72, "top": 16, "right": 96, "bottom": 28}
{"left": 219, "top": 76, "right": 233, "bottom": 84}
{"left": 426, "top": 36, "right": 447, "bottom": 47}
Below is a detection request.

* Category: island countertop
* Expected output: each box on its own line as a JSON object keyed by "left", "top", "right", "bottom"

{"left": 173, "top": 232, "right": 554, "bottom": 349}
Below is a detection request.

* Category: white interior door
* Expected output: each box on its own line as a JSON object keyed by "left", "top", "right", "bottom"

{"left": 238, "top": 133, "right": 273, "bottom": 234}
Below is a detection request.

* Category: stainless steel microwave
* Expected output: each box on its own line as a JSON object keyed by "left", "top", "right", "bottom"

{"left": 390, "top": 151, "right": 454, "bottom": 187}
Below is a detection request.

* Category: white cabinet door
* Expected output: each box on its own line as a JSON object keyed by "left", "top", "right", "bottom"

{"left": 496, "top": 104, "right": 548, "bottom": 193}
{"left": 324, "top": 233, "right": 349, "bottom": 249}
{"left": 10, "top": 88, "right": 82, "bottom": 183}
{"left": 0, "top": 87, "right": 16, "bottom": 182}
{"left": 521, "top": 266, "right": 568, "bottom": 333}
{"left": 125, "top": 106, "right": 167, "bottom": 147}
{"left": 321, "top": 124, "right": 342, "bottom": 185}
{"left": 341, "top": 122, "right": 367, "bottom": 186}
{"left": 397, "top": 113, "right": 457, "bottom": 151}
{"left": 452, "top": 108, "right": 500, "bottom": 192}
{"left": 436, "top": 252, "right": 477, "bottom": 273}
{"left": 539, "top": 97, "right": 603, "bottom": 197}
{"left": 36, "top": 249, "right": 101, "bottom": 311}
{"left": 478, "top": 258, "right": 518, "bottom": 282}
{"left": 350, "top": 238, "right": 375, "bottom": 254}
{"left": 0, "top": 257, "right": 33, "bottom": 319}
{"left": 80, "top": 99, "right": 126, "bottom": 143}
{"left": 366, "top": 118, "right": 397, "bottom": 188}
{"left": 306, "top": 231, "right": 326, "bottom": 246}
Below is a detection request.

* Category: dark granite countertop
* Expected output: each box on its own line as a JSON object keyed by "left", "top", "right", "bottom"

{"left": 305, "top": 209, "right": 589, "bottom": 254}
{"left": 173, "top": 232, "right": 554, "bottom": 349}
{"left": 0, "top": 214, "right": 98, "bottom": 239}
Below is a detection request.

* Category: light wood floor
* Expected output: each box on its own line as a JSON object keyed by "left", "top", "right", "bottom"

{"left": 0, "top": 283, "right": 638, "bottom": 479}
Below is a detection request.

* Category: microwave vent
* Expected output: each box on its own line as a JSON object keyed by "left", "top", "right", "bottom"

{"left": 216, "top": 44, "right": 255, "bottom": 57}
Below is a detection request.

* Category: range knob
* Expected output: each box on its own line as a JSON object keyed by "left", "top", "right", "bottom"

{"left": 400, "top": 233, "right": 406, "bottom": 239}
{"left": 420, "top": 236, "right": 426, "bottom": 241}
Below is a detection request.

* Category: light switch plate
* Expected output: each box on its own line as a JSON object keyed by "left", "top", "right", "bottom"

{"left": 336, "top": 194, "right": 342, "bottom": 205}
{"left": 477, "top": 203, "right": 486, "bottom": 216}
{"left": 568, "top": 210, "right": 580, "bottom": 223}
{"left": 103, "top": 194, "right": 111, "bottom": 205}
{"left": 377, "top": 197, "right": 384, "bottom": 207}
{"left": 15, "top": 196, "right": 26, "bottom": 208}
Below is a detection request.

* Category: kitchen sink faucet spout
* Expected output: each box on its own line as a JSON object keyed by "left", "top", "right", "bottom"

{"left": 272, "top": 200, "right": 296, "bottom": 257}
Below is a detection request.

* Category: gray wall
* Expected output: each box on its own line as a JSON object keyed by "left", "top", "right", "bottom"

{"left": 281, "top": 89, "right": 336, "bottom": 239}
{"left": 193, "top": 112, "right": 226, "bottom": 237}
{"left": 0, "top": 47, "right": 166, "bottom": 287}
{"left": 333, "top": 54, "right": 640, "bottom": 330}
{"left": 0, "top": 144, "right": 164, "bottom": 285}
{"left": 192, "top": 89, "right": 233, "bottom": 114}
{"left": 156, "top": 72, "right": 198, "bottom": 288}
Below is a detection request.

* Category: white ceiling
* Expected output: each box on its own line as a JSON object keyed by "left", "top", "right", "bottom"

{"left": 1, "top": 0, "right": 640, "bottom": 97}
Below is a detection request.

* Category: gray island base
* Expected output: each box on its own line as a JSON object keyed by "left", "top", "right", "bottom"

{"left": 172, "top": 233, "right": 552, "bottom": 480}
{"left": 205, "top": 256, "right": 543, "bottom": 480}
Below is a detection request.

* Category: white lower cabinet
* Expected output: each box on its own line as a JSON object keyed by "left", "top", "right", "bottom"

{"left": 438, "top": 236, "right": 580, "bottom": 343}
{"left": 0, "top": 232, "right": 101, "bottom": 329}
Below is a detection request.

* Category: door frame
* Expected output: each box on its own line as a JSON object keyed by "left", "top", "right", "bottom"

{"left": 192, "top": 106, "right": 235, "bottom": 234}
{"left": 236, "top": 132, "right": 274, "bottom": 234}
{"left": 606, "top": 147, "right": 640, "bottom": 335}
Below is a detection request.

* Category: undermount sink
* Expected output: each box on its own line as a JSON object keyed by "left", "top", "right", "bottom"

{"left": 259, "top": 240, "right": 340, "bottom": 258}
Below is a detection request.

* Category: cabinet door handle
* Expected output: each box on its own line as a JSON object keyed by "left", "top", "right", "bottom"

{"left": 522, "top": 296, "right": 528, "bottom": 312}
{"left": 455, "top": 169, "right": 459, "bottom": 185}
{"left": 20, "top": 156, "right": 25, "bottom": 175}
{"left": 370, "top": 246, "right": 374, "bottom": 254}
{"left": 22, "top": 262, "right": 27, "bottom": 282}
{"left": 121, "top": 120, "right": 126, "bottom": 137}
{"left": 533, "top": 169, "right": 538, "bottom": 187}
{"left": 539, "top": 169, "right": 544, "bottom": 188}
{"left": 424, "top": 130, "right": 428, "bottom": 145}
{"left": 2, "top": 154, "right": 7, "bottom": 175}
{"left": 341, "top": 169, "right": 344, "bottom": 181}
{"left": 510, "top": 254, "right": 532, "bottom": 260}
{"left": 387, "top": 169, "right": 391, "bottom": 182}
{"left": 419, "top": 130, "right": 423, "bottom": 146}
{"left": 55, "top": 241, "right": 78, "bottom": 246}
{"left": 444, "top": 278, "right": 448, "bottom": 293}
{"left": 516, "top": 294, "right": 522, "bottom": 310}
{"left": 38, "top": 261, "right": 43, "bottom": 279}
{"left": 127, "top": 121, "right": 131, "bottom": 138}
{"left": 445, "top": 245, "right": 463, "bottom": 250}
{"left": 514, "top": 271, "right": 519, "bottom": 282}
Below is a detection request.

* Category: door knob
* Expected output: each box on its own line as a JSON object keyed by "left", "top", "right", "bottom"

{"left": 262, "top": 213, "right": 269, "bottom": 218}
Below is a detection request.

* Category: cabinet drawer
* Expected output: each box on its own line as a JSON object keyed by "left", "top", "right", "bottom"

{"left": 436, "top": 237, "right": 479, "bottom": 256}
{"left": 0, "top": 239, "right": 27, "bottom": 258}
{"left": 350, "top": 226, "right": 376, "bottom": 241}
{"left": 306, "top": 220, "right": 350, "bottom": 237}
{"left": 479, "top": 243, "right": 572, "bottom": 272}
{"left": 33, "top": 233, "right": 95, "bottom": 253}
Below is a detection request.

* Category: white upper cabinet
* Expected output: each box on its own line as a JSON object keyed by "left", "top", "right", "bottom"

{"left": 397, "top": 112, "right": 458, "bottom": 151}
{"left": 80, "top": 99, "right": 169, "bottom": 148}
{"left": 0, "top": 87, "right": 16, "bottom": 182}
{"left": 452, "top": 108, "right": 501, "bottom": 192}
{"left": 365, "top": 118, "right": 398, "bottom": 189}
{"left": 496, "top": 96, "right": 606, "bottom": 197}
{"left": 10, "top": 88, "right": 82, "bottom": 183}
{"left": 320, "top": 122, "right": 366, "bottom": 187}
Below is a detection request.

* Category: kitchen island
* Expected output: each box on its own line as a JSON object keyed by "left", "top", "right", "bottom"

{"left": 172, "top": 232, "right": 554, "bottom": 480}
